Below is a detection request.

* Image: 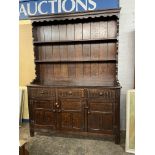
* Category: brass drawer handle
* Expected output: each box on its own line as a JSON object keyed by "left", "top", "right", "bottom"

{"left": 56, "top": 105, "right": 60, "bottom": 108}
{"left": 99, "top": 92, "right": 103, "bottom": 96}
{"left": 68, "top": 91, "right": 72, "bottom": 95}
{"left": 49, "top": 109, "right": 56, "bottom": 113}
{"left": 40, "top": 90, "right": 47, "bottom": 94}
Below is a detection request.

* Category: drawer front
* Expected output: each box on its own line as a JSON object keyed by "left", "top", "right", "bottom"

{"left": 88, "top": 89, "right": 115, "bottom": 100}
{"left": 33, "top": 100, "right": 54, "bottom": 109}
{"left": 58, "top": 88, "right": 85, "bottom": 98}
{"left": 28, "top": 87, "right": 56, "bottom": 98}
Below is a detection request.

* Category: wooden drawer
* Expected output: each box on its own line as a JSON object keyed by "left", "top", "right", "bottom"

{"left": 32, "top": 100, "right": 54, "bottom": 109}
{"left": 28, "top": 87, "right": 56, "bottom": 98}
{"left": 88, "top": 89, "right": 115, "bottom": 100}
{"left": 58, "top": 88, "right": 85, "bottom": 98}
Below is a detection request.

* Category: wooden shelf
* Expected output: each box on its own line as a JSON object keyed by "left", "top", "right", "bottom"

{"left": 33, "top": 38, "right": 117, "bottom": 45}
{"left": 35, "top": 59, "right": 117, "bottom": 63}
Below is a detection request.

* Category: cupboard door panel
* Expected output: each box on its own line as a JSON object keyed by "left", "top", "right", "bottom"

{"left": 88, "top": 113, "right": 113, "bottom": 132}
{"left": 88, "top": 100, "right": 113, "bottom": 134}
{"left": 58, "top": 99, "right": 85, "bottom": 131}
{"left": 90, "top": 102, "right": 112, "bottom": 112}
{"left": 33, "top": 100, "right": 57, "bottom": 129}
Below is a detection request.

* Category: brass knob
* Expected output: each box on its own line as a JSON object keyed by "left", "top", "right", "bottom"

{"left": 68, "top": 91, "right": 72, "bottom": 95}
{"left": 88, "top": 111, "right": 91, "bottom": 114}
{"left": 53, "top": 109, "right": 56, "bottom": 112}
{"left": 40, "top": 90, "right": 47, "bottom": 94}
{"left": 99, "top": 92, "right": 103, "bottom": 96}
{"left": 40, "top": 91, "right": 45, "bottom": 94}
{"left": 55, "top": 102, "right": 59, "bottom": 108}
{"left": 57, "top": 105, "right": 60, "bottom": 108}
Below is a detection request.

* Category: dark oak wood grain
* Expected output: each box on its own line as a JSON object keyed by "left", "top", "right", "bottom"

{"left": 28, "top": 9, "right": 121, "bottom": 144}
{"left": 19, "top": 142, "right": 29, "bottom": 155}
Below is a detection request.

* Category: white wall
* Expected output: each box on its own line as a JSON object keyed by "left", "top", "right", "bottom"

{"left": 119, "top": 0, "right": 135, "bottom": 130}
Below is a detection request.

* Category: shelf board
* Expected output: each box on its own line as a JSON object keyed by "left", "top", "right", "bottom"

{"left": 35, "top": 59, "right": 117, "bottom": 63}
{"left": 33, "top": 38, "right": 117, "bottom": 45}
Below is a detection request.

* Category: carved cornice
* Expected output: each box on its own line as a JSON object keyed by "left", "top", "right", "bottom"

{"left": 29, "top": 9, "right": 120, "bottom": 23}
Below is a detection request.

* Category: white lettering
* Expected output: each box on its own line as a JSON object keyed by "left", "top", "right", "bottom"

{"left": 62, "top": 0, "right": 75, "bottom": 13}
{"left": 76, "top": 0, "right": 87, "bottom": 11}
{"left": 27, "top": 2, "right": 37, "bottom": 16}
{"left": 19, "top": 4, "right": 27, "bottom": 16}
{"left": 20, "top": 0, "right": 98, "bottom": 19}
{"left": 88, "top": 0, "right": 96, "bottom": 11}
{"left": 58, "top": 0, "right": 62, "bottom": 13}
{"left": 48, "top": 0, "right": 57, "bottom": 14}
{"left": 38, "top": 1, "right": 48, "bottom": 14}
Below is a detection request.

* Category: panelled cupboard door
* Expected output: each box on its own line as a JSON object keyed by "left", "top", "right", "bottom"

{"left": 58, "top": 98, "right": 85, "bottom": 132}
{"left": 32, "top": 100, "right": 57, "bottom": 129}
{"left": 87, "top": 99, "right": 113, "bottom": 134}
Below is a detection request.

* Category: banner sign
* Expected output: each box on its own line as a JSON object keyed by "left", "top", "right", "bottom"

{"left": 19, "top": 0, "right": 119, "bottom": 20}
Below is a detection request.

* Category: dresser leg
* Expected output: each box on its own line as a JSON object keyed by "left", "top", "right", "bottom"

{"left": 115, "top": 134, "right": 120, "bottom": 144}
{"left": 30, "top": 128, "right": 34, "bottom": 137}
